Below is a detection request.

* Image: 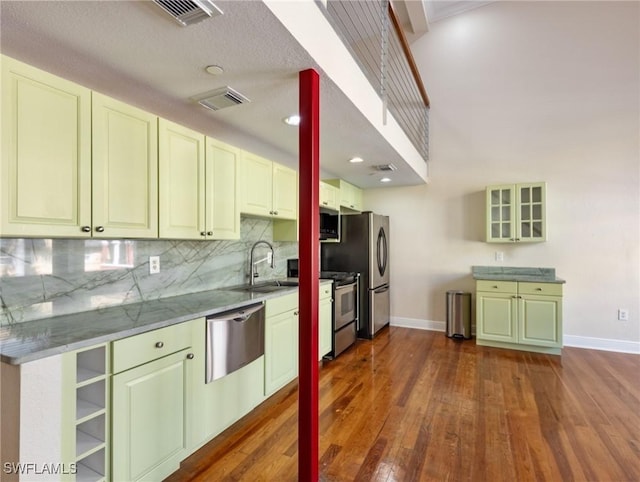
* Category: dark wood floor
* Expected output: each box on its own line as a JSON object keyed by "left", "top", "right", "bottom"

{"left": 166, "top": 327, "right": 640, "bottom": 481}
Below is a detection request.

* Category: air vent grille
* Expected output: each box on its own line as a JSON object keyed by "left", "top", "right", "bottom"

{"left": 372, "top": 164, "right": 397, "bottom": 172}
{"left": 194, "top": 87, "right": 251, "bottom": 111}
{"left": 154, "top": 0, "right": 222, "bottom": 26}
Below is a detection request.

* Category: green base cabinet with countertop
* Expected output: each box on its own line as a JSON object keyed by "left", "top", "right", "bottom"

{"left": 474, "top": 267, "right": 564, "bottom": 355}
{"left": 3, "top": 283, "right": 334, "bottom": 482}
{"left": 111, "top": 321, "right": 198, "bottom": 482}
{"left": 264, "top": 292, "right": 299, "bottom": 397}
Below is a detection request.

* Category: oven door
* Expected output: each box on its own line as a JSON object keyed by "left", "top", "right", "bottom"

{"left": 334, "top": 281, "right": 357, "bottom": 330}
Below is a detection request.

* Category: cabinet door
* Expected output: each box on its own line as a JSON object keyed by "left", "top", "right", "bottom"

{"left": 92, "top": 93, "right": 158, "bottom": 238}
{"left": 272, "top": 163, "right": 297, "bottom": 220}
{"left": 159, "top": 119, "right": 206, "bottom": 239}
{"left": 205, "top": 137, "right": 240, "bottom": 239}
{"left": 486, "top": 184, "right": 515, "bottom": 243}
{"left": 476, "top": 292, "right": 518, "bottom": 343}
{"left": 517, "top": 183, "right": 546, "bottom": 242}
{"left": 241, "top": 152, "right": 273, "bottom": 217}
{"left": 1, "top": 56, "right": 91, "bottom": 237}
{"left": 319, "top": 182, "right": 338, "bottom": 210}
{"left": 519, "top": 295, "right": 562, "bottom": 347}
{"left": 264, "top": 309, "right": 298, "bottom": 396}
{"left": 112, "top": 348, "right": 192, "bottom": 482}
{"left": 319, "top": 296, "right": 333, "bottom": 361}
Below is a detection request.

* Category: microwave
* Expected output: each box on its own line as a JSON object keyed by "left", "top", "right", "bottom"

{"left": 319, "top": 208, "right": 340, "bottom": 240}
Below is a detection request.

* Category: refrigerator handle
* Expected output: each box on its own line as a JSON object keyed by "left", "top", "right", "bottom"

{"left": 377, "top": 227, "right": 388, "bottom": 276}
{"left": 374, "top": 285, "right": 389, "bottom": 294}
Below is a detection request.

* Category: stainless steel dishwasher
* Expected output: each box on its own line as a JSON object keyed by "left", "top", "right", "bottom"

{"left": 206, "top": 302, "right": 265, "bottom": 383}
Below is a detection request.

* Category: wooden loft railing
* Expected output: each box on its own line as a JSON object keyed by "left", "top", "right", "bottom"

{"left": 388, "top": 2, "right": 430, "bottom": 109}
{"left": 322, "top": 0, "right": 430, "bottom": 162}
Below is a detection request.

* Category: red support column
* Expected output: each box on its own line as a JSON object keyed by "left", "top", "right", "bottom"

{"left": 298, "top": 68, "right": 320, "bottom": 482}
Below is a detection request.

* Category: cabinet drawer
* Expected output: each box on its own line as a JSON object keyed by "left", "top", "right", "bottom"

{"left": 320, "top": 283, "right": 332, "bottom": 300}
{"left": 518, "top": 282, "right": 563, "bottom": 296}
{"left": 112, "top": 322, "right": 193, "bottom": 374}
{"left": 265, "top": 292, "right": 298, "bottom": 317}
{"left": 476, "top": 280, "right": 518, "bottom": 294}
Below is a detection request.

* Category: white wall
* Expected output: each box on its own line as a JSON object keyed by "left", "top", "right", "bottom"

{"left": 365, "top": 1, "right": 640, "bottom": 352}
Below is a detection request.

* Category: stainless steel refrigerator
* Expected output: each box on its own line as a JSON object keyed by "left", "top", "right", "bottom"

{"left": 321, "top": 212, "right": 390, "bottom": 339}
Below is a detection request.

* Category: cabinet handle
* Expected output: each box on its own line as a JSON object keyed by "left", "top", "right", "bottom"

{"left": 274, "top": 211, "right": 278, "bottom": 215}
{"left": 207, "top": 231, "right": 213, "bottom": 236}
{"left": 187, "top": 353, "right": 194, "bottom": 360}
{"left": 200, "top": 231, "right": 206, "bottom": 236}
{"left": 535, "top": 288, "right": 542, "bottom": 291}
{"left": 155, "top": 341, "right": 164, "bottom": 348}
{"left": 294, "top": 311, "right": 299, "bottom": 316}
{"left": 81, "top": 226, "right": 91, "bottom": 233}
{"left": 322, "top": 201, "right": 328, "bottom": 205}
{"left": 95, "top": 226, "right": 105, "bottom": 233}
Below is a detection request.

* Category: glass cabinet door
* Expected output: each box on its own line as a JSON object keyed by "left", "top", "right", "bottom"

{"left": 486, "top": 182, "right": 546, "bottom": 243}
{"left": 518, "top": 183, "right": 546, "bottom": 241}
{"left": 487, "top": 185, "right": 515, "bottom": 242}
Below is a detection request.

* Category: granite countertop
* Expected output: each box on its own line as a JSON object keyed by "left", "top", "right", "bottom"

{"left": 472, "top": 266, "right": 565, "bottom": 284}
{"left": 0, "top": 279, "right": 331, "bottom": 365}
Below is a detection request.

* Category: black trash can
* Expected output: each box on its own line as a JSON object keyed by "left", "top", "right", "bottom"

{"left": 446, "top": 290, "right": 472, "bottom": 339}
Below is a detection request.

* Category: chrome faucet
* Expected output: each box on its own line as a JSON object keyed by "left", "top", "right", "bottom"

{"left": 249, "top": 240, "right": 275, "bottom": 285}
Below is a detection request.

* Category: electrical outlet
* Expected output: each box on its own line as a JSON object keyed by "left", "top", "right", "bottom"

{"left": 618, "top": 309, "right": 629, "bottom": 321}
{"left": 495, "top": 251, "right": 504, "bottom": 262}
{"left": 149, "top": 256, "right": 160, "bottom": 274}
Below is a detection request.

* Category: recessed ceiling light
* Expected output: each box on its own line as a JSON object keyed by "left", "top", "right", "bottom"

{"left": 283, "top": 114, "right": 301, "bottom": 126}
{"left": 380, "top": 177, "right": 392, "bottom": 183}
{"left": 349, "top": 157, "right": 364, "bottom": 163}
{"left": 205, "top": 65, "right": 224, "bottom": 76}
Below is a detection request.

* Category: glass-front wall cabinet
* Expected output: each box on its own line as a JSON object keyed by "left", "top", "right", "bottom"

{"left": 486, "top": 182, "right": 546, "bottom": 243}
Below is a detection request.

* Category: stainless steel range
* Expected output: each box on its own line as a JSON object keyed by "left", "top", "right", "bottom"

{"left": 320, "top": 271, "right": 359, "bottom": 358}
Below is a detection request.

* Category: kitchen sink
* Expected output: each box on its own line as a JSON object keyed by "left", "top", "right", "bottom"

{"left": 229, "top": 280, "right": 299, "bottom": 294}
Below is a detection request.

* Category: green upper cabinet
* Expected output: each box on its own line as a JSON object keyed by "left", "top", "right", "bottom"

{"left": 1, "top": 55, "right": 92, "bottom": 237}
{"left": 324, "top": 178, "right": 363, "bottom": 212}
{"left": 320, "top": 181, "right": 339, "bottom": 210}
{"left": 92, "top": 93, "right": 158, "bottom": 238}
{"left": 205, "top": 137, "right": 241, "bottom": 240}
{"left": 159, "top": 120, "right": 241, "bottom": 240}
{"left": 241, "top": 151, "right": 297, "bottom": 220}
{"left": 158, "top": 119, "right": 206, "bottom": 239}
{"left": 272, "top": 162, "right": 298, "bottom": 220}
{"left": 486, "top": 182, "right": 546, "bottom": 243}
{"left": 1, "top": 56, "right": 158, "bottom": 238}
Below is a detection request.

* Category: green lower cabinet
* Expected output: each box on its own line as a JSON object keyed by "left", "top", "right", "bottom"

{"left": 264, "top": 306, "right": 299, "bottom": 397}
{"left": 476, "top": 292, "right": 518, "bottom": 343}
{"left": 112, "top": 348, "right": 193, "bottom": 482}
{"left": 319, "top": 286, "right": 333, "bottom": 360}
{"left": 476, "top": 280, "right": 563, "bottom": 355}
{"left": 519, "top": 295, "right": 563, "bottom": 348}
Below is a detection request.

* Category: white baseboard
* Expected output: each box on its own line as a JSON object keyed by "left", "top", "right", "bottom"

{"left": 391, "top": 316, "right": 445, "bottom": 332}
{"left": 390, "top": 317, "right": 640, "bottom": 355}
{"left": 563, "top": 335, "right": 640, "bottom": 355}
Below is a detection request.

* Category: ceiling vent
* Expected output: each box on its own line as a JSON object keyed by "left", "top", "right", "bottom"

{"left": 194, "top": 87, "right": 251, "bottom": 111}
{"left": 153, "top": 0, "right": 223, "bottom": 27}
{"left": 372, "top": 164, "right": 397, "bottom": 172}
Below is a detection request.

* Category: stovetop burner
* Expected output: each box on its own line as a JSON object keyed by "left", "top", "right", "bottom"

{"left": 320, "top": 271, "right": 359, "bottom": 286}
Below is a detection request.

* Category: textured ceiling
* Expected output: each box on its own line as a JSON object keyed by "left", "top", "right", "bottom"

{"left": 0, "top": 0, "right": 428, "bottom": 188}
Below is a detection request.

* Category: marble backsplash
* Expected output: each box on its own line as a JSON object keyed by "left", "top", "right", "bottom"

{"left": 0, "top": 217, "right": 297, "bottom": 325}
